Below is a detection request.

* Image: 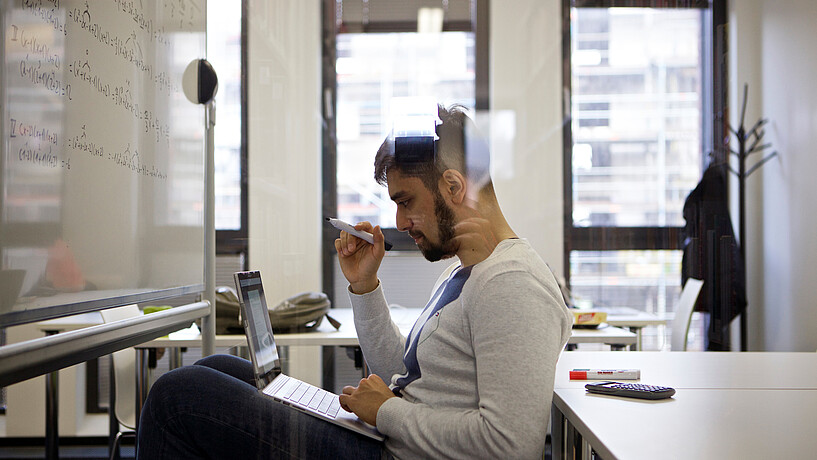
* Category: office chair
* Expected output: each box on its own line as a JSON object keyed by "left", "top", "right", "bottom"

{"left": 670, "top": 279, "right": 704, "bottom": 351}
{"left": 99, "top": 305, "right": 141, "bottom": 460}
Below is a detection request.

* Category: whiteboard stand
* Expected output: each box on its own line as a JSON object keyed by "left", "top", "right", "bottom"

{"left": 202, "top": 99, "right": 217, "bottom": 357}
{"left": 182, "top": 58, "right": 219, "bottom": 357}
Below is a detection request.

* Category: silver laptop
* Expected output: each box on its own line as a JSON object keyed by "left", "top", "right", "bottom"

{"left": 233, "top": 270, "right": 384, "bottom": 441}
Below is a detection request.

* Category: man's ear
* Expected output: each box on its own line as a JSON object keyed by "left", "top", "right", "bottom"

{"left": 440, "top": 169, "right": 467, "bottom": 204}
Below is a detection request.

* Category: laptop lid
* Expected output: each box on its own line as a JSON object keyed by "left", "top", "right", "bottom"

{"left": 234, "top": 271, "right": 281, "bottom": 389}
{"left": 233, "top": 272, "right": 385, "bottom": 441}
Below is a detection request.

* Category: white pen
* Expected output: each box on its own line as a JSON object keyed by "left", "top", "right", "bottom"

{"left": 326, "top": 217, "right": 393, "bottom": 251}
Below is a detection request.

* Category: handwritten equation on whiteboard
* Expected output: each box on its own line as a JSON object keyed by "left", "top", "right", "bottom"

{"left": 4, "top": 0, "right": 203, "bottom": 178}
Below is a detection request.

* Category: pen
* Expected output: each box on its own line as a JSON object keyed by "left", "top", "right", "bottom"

{"left": 326, "top": 217, "right": 393, "bottom": 251}
{"left": 570, "top": 369, "right": 641, "bottom": 380}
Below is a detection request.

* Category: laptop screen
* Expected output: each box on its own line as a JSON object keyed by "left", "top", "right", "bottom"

{"left": 234, "top": 271, "right": 280, "bottom": 380}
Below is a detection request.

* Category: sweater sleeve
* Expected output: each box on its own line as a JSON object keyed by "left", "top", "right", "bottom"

{"left": 348, "top": 282, "right": 408, "bottom": 381}
{"left": 375, "top": 271, "right": 571, "bottom": 459}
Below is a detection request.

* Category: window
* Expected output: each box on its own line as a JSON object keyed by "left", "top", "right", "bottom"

{"left": 321, "top": 0, "right": 488, "bottom": 303}
{"left": 335, "top": 31, "right": 476, "bottom": 230}
{"left": 570, "top": 7, "right": 704, "bottom": 229}
{"left": 323, "top": 0, "right": 484, "bottom": 246}
{"left": 207, "top": 1, "right": 247, "bottom": 254}
{"left": 564, "top": 1, "right": 715, "bottom": 349}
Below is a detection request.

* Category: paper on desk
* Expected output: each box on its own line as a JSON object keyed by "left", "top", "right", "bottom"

{"left": 168, "top": 322, "right": 200, "bottom": 340}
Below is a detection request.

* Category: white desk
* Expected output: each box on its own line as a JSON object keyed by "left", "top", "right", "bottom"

{"left": 554, "top": 388, "right": 817, "bottom": 460}
{"left": 555, "top": 351, "right": 817, "bottom": 390}
{"left": 551, "top": 352, "right": 817, "bottom": 459}
{"left": 134, "top": 307, "right": 418, "bottom": 349}
{"left": 36, "top": 309, "right": 637, "bottom": 369}
{"left": 567, "top": 326, "right": 636, "bottom": 350}
{"left": 591, "top": 306, "right": 666, "bottom": 328}
{"left": 579, "top": 306, "right": 667, "bottom": 350}
{"left": 132, "top": 308, "right": 637, "bottom": 350}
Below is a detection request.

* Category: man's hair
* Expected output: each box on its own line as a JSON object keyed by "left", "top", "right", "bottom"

{"left": 374, "top": 104, "right": 492, "bottom": 194}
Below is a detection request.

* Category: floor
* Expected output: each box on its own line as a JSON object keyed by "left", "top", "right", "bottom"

{"left": 0, "top": 440, "right": 133, "bottom": 460}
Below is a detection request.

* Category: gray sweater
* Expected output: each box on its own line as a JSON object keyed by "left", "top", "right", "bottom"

{"left": 350, "top": 239, "right": 573, "bottom": 459}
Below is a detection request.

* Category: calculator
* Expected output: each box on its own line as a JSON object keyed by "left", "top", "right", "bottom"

{"left": 585, "top": 381, "right": 676, "bottom": 400}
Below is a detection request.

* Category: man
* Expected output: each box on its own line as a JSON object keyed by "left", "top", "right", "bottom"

{"left": 335, "top": 104, "right": 572, "bottom": 458}
{"left": 136, "top": 104, "right": 571, "bottom": 459}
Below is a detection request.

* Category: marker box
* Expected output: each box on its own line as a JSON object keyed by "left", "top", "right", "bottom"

{"left": 569, "top": 369, "right": 641, "bottom": 380}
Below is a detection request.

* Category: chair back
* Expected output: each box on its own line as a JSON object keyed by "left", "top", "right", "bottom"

{"left": 671, "top": 279, "right": 704, "bottom": 351}
{"left": 99, "top": 304, "right": 141, "bottom": 429}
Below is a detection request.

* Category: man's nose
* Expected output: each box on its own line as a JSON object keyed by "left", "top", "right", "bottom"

{"left": 396, "top": 208, "right": 411, "bottom": 232}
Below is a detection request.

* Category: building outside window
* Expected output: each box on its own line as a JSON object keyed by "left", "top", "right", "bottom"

{"left": 565, "top": 3, "right": 712, "bottom": 350}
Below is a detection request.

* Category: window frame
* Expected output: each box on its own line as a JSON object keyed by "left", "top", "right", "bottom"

{"left": 561, "top": 0, "right": 724, "bottom": 286}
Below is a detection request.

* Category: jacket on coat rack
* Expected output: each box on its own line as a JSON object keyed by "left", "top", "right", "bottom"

{"left": 681, "top": 163, "right": 747, "bottom": 351}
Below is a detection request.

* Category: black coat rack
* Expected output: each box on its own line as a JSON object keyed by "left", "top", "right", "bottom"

{"left": 725, "top": 84, "right": 778, "bottom": 351}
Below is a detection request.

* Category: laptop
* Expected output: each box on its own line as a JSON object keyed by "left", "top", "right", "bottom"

{"left": 233, "top": 270, "right": 384, "bottom": 441}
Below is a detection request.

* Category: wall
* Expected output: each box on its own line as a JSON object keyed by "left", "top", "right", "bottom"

{"left": 490, "top": 0, "right": 565, "bottom": 277}
{"left": 728, "top": 0, "right": 763, "bottom": 350}
{"left": 247, "top": 0, "right": 322, "bottom": 301}
{"left": 730, "top": 0, "right": 817, "bottom": 351}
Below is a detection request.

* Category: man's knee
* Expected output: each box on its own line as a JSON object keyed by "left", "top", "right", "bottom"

{"left": 193, "top": 354, "right": 254, "bottom": 384}
{"left": 138, "top": 368, "right": 186, "bottom": 439}
{"left": 144, "top": 365, "right": 203, "bottom": 413}
{"left": 194, "top": 353, "right": 235, "bottom": 368}
{"left": 156, "top": 364, "right": 200, "bottom": 388}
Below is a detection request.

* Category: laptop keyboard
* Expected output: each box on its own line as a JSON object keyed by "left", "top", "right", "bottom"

{"left": 264, "top": 375, "right": 341, "bottom": 418}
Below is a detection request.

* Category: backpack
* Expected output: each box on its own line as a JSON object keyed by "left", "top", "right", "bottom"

{"left": 268, "top": 291, "right": 340, "bottom": 333}
{"left": 212, "top": 286, "right": 340, "bottom": 334}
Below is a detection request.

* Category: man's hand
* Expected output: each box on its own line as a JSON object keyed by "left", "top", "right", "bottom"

{"left": 334, "top": 222, "right": 386, "bottom": 294}
{"left": 448, "top": 216, "right": 498, "bottom": 266}
{"left": 338, "top": 374, "right": 396, "bottom": 426}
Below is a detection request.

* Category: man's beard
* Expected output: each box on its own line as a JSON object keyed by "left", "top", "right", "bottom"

{"left": 417, "top": 189, "right": 457, "bottom": 262}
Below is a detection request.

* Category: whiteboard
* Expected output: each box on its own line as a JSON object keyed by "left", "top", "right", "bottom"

{"left": 1, "top": 0, "right": 206, "bottom": 327}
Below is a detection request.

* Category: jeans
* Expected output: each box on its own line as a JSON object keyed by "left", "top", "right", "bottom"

{"left": 136, "top": 354, "right": 391, "bottom": 459}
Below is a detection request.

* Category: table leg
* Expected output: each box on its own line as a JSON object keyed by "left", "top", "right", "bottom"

{"left": 630, "top": 326, "right": 643, "bottom": 351}
{"left": 135, "top": 348, "right": 151, "bottom": 436}
{"left": 109, "top": 355, "right": 119, "bottom": 460}
{"left": 581, "top": 438, "right": 593, "bottom": 460}
{"left": 233, "top": 346, "right": 249, "bottom": 360}
{"left": 565, "top": 415, "right": 581, "bottom": 460}
{"left": 551, "top": 404, "right": 565, "bottom": 460}
{"left": 554, "top": 403, "right": 601, "bottom": 460}
{"left": 168, "top": 347, "right": 183, "bottom": 370}
{"left": 344, "top": 346, "right": 369, "bottom": 378}
{"left": 45, "top": 367, "right": 58, "bottom": 459}
{"left": 44, "top": 330, "right": 59, "bottom": 460}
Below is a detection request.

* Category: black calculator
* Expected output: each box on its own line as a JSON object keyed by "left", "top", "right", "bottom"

{"left": 585, "top": 381, "right": 676, "bottom": 400}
